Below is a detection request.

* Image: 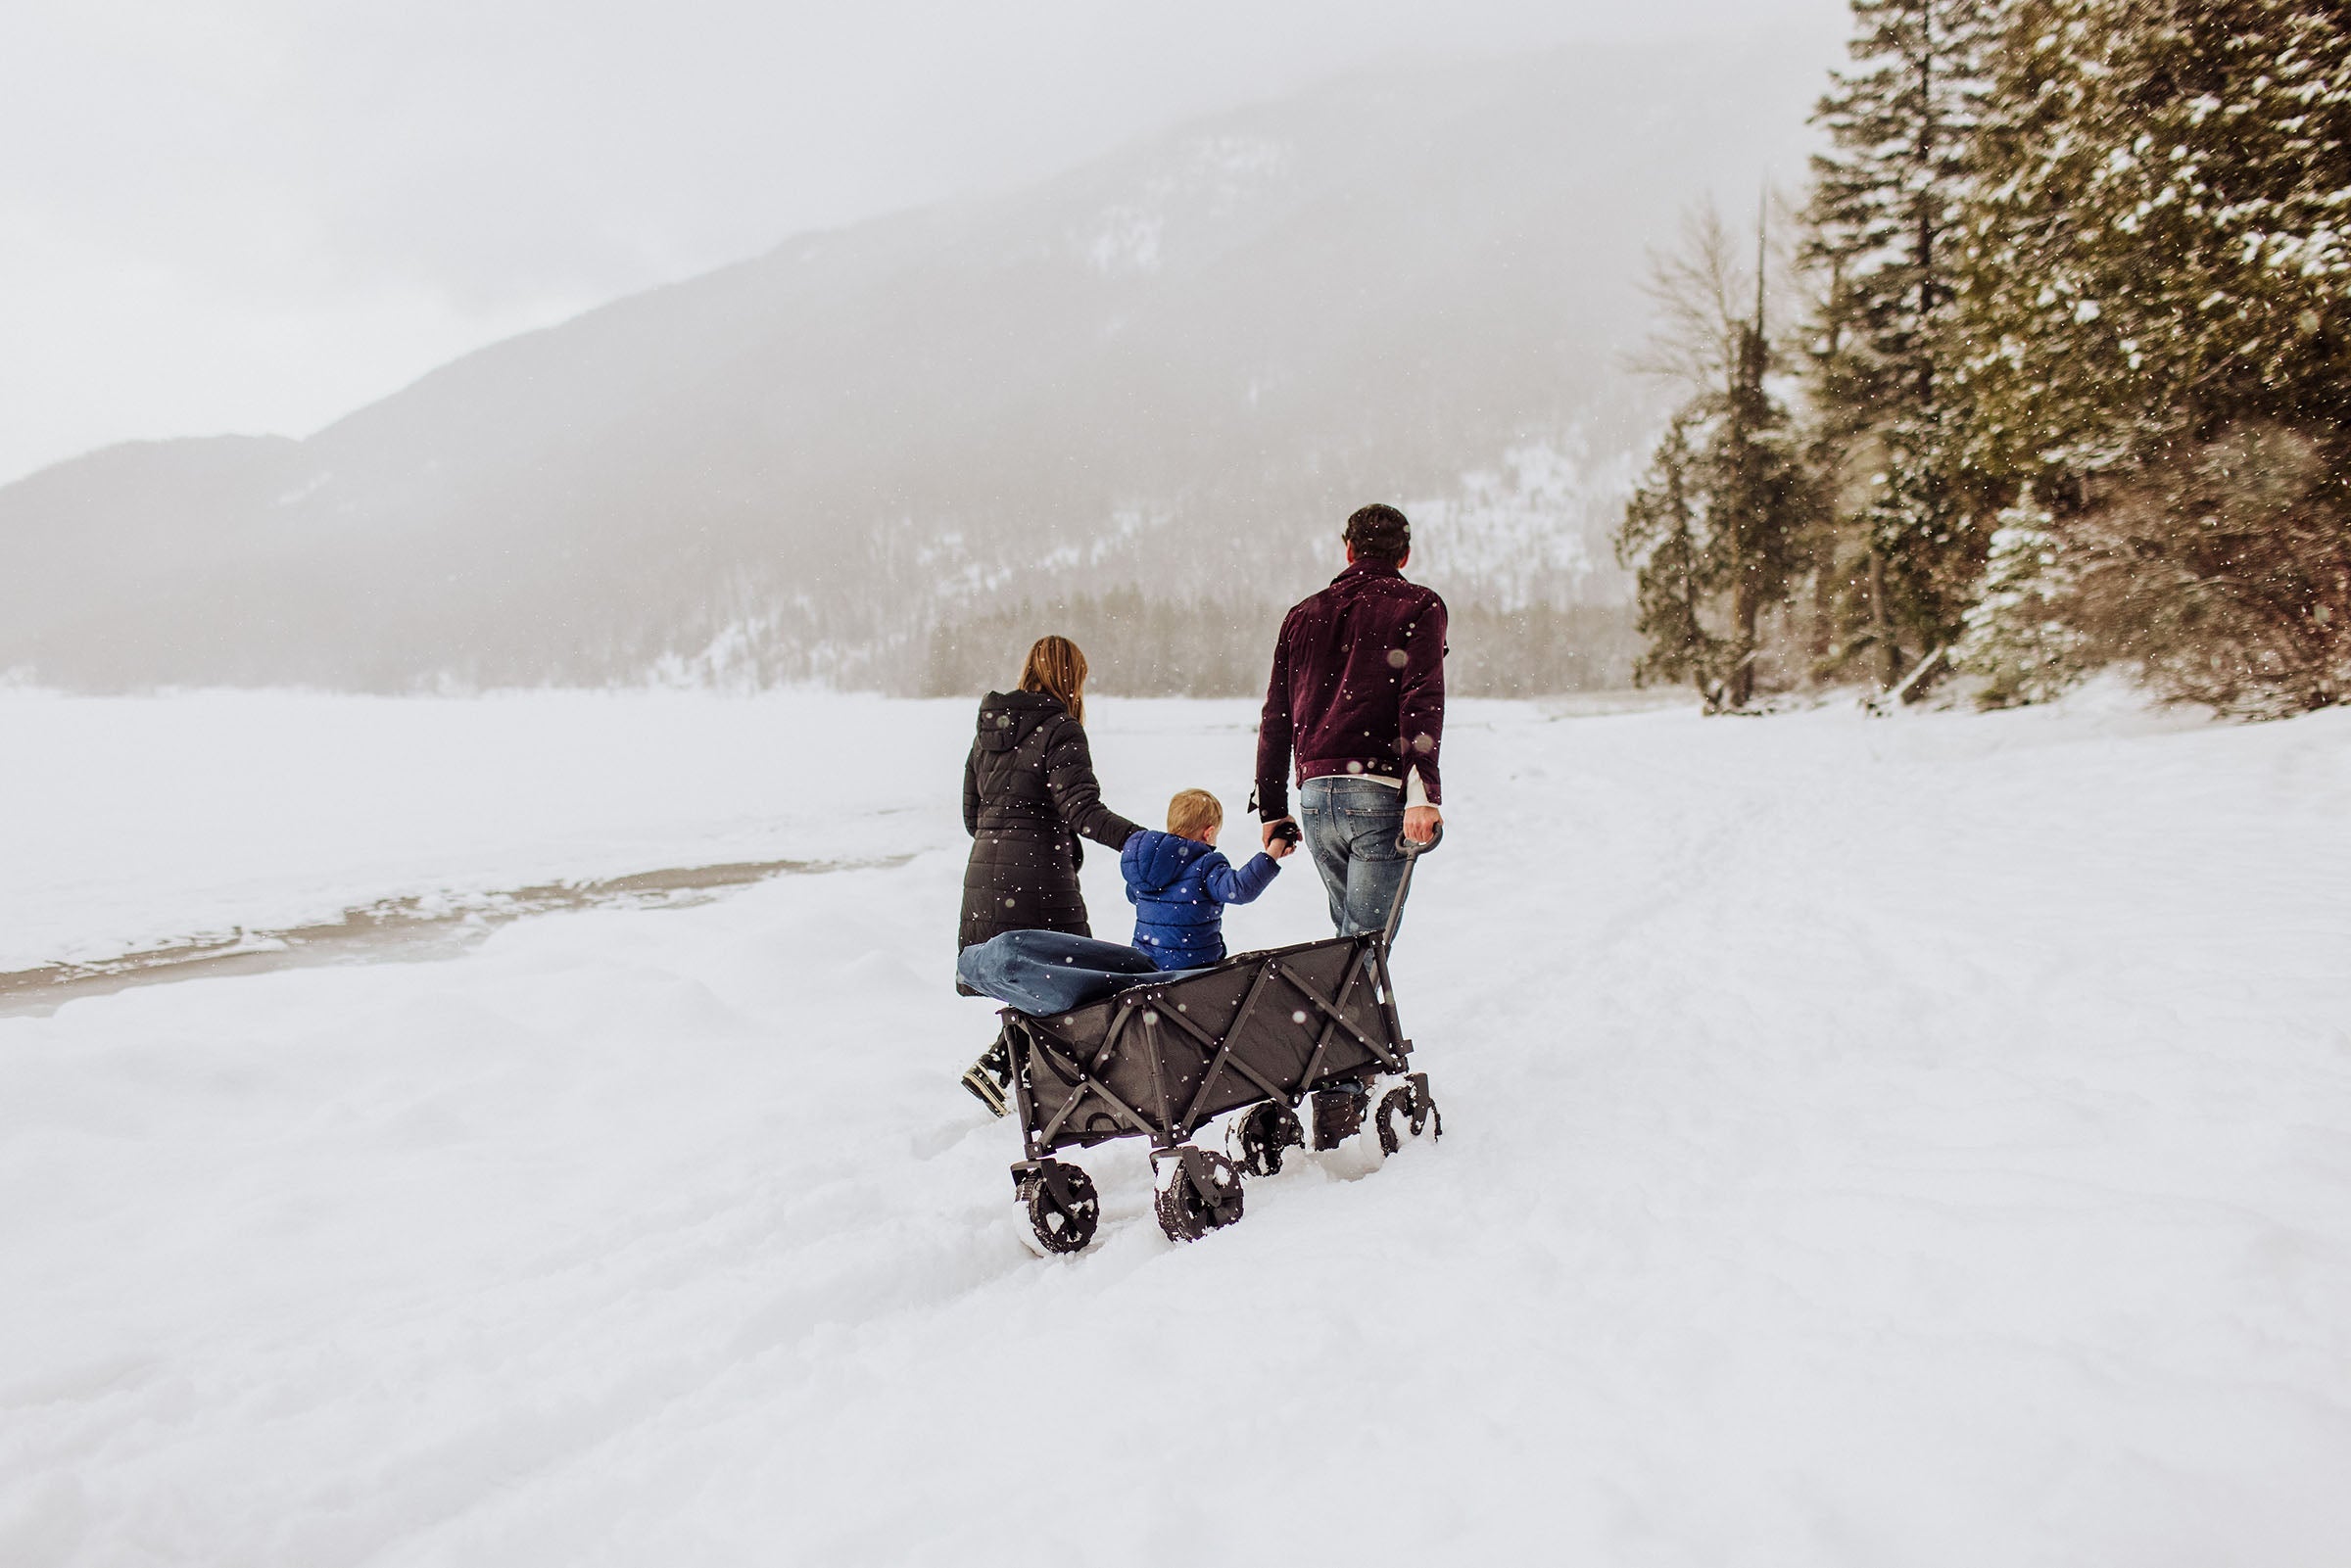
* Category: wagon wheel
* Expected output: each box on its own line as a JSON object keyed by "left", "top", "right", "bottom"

{"left": 1310, "top": 1082, "right": 1369, "bottom": 1151}
{"left": 1230, "top": 1103, "right": 1305, "bottom": 1178}
{"left": 1374, "top": 1081, "right": 1442, "bottom": 1158}
{"left": 1020, "top": 1164, "right": 1099, "bottom": 1255}
{"left": 1154, "top": 1149, "right": 1245, "bottom": 1243}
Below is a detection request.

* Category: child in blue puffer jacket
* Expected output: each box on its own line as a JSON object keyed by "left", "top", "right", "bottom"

{"left": 1121, "top": 788, "right": 1290, "bottom": 970}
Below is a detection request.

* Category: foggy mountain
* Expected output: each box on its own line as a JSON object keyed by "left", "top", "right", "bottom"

{"left": 0, "top": 36, "right": 1827, "bottom": 695}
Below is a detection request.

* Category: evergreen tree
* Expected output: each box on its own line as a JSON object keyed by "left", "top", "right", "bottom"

{"left": 1618, "top": 205, "right": 1820, "bottom": 707}
{"left": 1954, "top": 0, "right": 2351, "bottom": 713}
{"left": 1805, "top": 0, "right": 2003, "bottom": 687}
{"left": 1959, "top": 0, "right": 2351, "bottom": 472}
{"left": 1617, "top": 414, "right": 1727, "bottom": 692}
{"left": 1713, "top": 289, "right": 1818, "bottom": 707}
{"left": 1957, "top": 500, "right": 2087, "bottom": 706}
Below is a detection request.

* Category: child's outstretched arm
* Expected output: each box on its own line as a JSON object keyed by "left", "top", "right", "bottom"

{"left": 1204, "top": 850, "right": 1281, "bottom": 906}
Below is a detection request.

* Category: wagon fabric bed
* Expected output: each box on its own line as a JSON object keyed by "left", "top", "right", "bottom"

{"left": 989, "top": 833, "right": 1442, "bottom": 1253}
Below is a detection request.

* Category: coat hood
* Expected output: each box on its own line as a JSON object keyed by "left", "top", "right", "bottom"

{"left": 1120, "top": 829, "right": 1208, "bottom": 895}
{"left": 976, "top": 689, "right": 1063, "bottom": 752}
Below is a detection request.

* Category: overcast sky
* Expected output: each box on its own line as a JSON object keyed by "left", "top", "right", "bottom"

{"left": 0, "top": 0, "right": 1844, "bottom": 487}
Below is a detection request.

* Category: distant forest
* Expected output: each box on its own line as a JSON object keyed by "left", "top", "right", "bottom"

{"left": 921, "top": 591, "right": 1641, "bottom": 700}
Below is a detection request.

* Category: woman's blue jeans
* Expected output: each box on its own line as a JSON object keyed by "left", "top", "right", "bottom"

{"left": 1298, "top": 776, "right": 1412, "bottom": 942}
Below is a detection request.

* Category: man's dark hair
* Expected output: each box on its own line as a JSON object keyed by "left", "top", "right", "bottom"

{"left": 1343, "top": 503, "right": 1412, "bottom": 563}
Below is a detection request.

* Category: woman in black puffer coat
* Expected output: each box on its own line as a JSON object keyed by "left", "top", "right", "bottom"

{"left": 958, "top": 636, "right": 1141, "bottom": 955}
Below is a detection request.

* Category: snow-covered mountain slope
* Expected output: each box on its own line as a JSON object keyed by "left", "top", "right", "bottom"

{"left": 4, "top": 691, "right": 2348, "bottom": 1564}
{"left": 0, "top": 35, "right": 1826, "bottom": 691}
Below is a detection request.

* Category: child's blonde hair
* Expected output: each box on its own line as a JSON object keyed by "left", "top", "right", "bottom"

{"left": 1167, "top": 788, "right": 1223, "bottom": 839}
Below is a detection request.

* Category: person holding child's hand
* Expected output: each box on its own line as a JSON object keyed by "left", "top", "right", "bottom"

{"left": 1255, "top": 503, "right": 1447, "bottom": 943}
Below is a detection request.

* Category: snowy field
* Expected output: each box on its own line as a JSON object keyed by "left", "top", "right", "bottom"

{"left": 4, "top": 688, "right": 2350, "bottom": 1565}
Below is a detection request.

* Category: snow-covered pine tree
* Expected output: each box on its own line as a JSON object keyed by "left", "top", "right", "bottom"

{"left": 1805, "top": 0, "right": 2004, "bottom": 689}
{"left": 1618, "top": 205, "right": 1819, "bottom": 707}
{"left": 1617, "top": 414, "right": 1727, "bottom": 692}
{"left": 1712, "top": 295, "right": 1819, "bottom": 709}
{"left": 1958, "top": 501, "right": 2086, "bottom": 706}
{"left": 1955, "top": 0, "right": 2351, "bottom": 712}
{"left": 1960, "top": 0, "right": 2350, "bottom": 467}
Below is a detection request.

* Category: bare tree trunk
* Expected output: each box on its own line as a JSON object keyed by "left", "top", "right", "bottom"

{"left": 1730, "top": 571, "right": 1759, "bottom": 708}
{"left": 1808, "top": 564, "right": 1834, "bottom": 670}
{"left": 1868, "top": 546, "right": 1900, "bottom": 689}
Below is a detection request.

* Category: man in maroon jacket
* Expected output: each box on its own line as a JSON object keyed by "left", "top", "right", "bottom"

{"left": 1256, "top": 503, "right": 1446, "bottom": 942}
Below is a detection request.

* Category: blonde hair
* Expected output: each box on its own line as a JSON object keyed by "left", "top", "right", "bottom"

{"left": 1167, "top": 788, "right": 1223, "bottom": 839}
{"left": 1019, "top": 636, "right": 1088, "bottom": 726}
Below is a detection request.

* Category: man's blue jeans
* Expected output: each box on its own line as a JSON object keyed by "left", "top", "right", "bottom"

{"left": 1299, "top": 776, "right": 1412, "bottom": 942}
{"left": 955, "top": 929, "right": 1162, "bottom": 1016}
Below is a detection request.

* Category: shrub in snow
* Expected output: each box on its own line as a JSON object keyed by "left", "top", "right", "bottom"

{"left": 1970, "top": 425, "right": 2351, "bottom": 718}
{"left": 2062, "top": 424, "right": 2351, "bottom": 718}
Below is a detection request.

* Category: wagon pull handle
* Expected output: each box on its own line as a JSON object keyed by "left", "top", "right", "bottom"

{"left": 1379, "top": 821, "right": 1442, "bottom": 947}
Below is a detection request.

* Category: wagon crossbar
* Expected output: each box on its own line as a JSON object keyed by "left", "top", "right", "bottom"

{"left": 1026, "top": 1021, "right": 1158, "bottom": 1147}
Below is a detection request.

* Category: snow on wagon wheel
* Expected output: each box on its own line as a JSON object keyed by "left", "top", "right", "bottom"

{"left": 1020, "top": 1164, "right": 1100, "bottom": 1256}
{"left": 1154, "top": 1148, "right": 1244, "bottom": 1244}
{"left": 1374, "top": 1076, "right": 1442, "bottom": 1158}
{"left": 1229, "top": 1102, "right": 1304, "bottom": 1178}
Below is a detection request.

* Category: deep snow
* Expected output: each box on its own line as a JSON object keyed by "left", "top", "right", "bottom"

{"left": 3, "top": 689, "right": 2349, "bottom": 1566}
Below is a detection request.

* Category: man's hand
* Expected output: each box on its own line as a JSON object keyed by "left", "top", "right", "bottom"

{"left": 1265, "top": 833, "right": 1295, "bottom": 861}
{"left": 1263, "top": 817, "right": 1299, "bottom": 852}
{"left": 1403, "top": 804, "right": 1442, "bottom": 845}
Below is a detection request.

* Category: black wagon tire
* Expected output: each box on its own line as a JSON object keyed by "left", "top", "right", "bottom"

{"left": 1374, "top": 1083, "right": 1440, "bottom": 1158}
{"left": 1310, "top": 1083, "right": 1370, "bottom": 1151}
{"left": 1021, "top": 1166, "right": 1100, "bottom": 1255}
{"left": 1154, "top": 1150, "right": 1244, "bottom": 1243}
{"left": 1231, "top": 1103, "right": 1304, "bottom": 1178}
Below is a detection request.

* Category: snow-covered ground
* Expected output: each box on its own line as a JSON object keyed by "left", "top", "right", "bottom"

{"left": 4, "top": 689, "right": 2349, "bottom": 1565}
